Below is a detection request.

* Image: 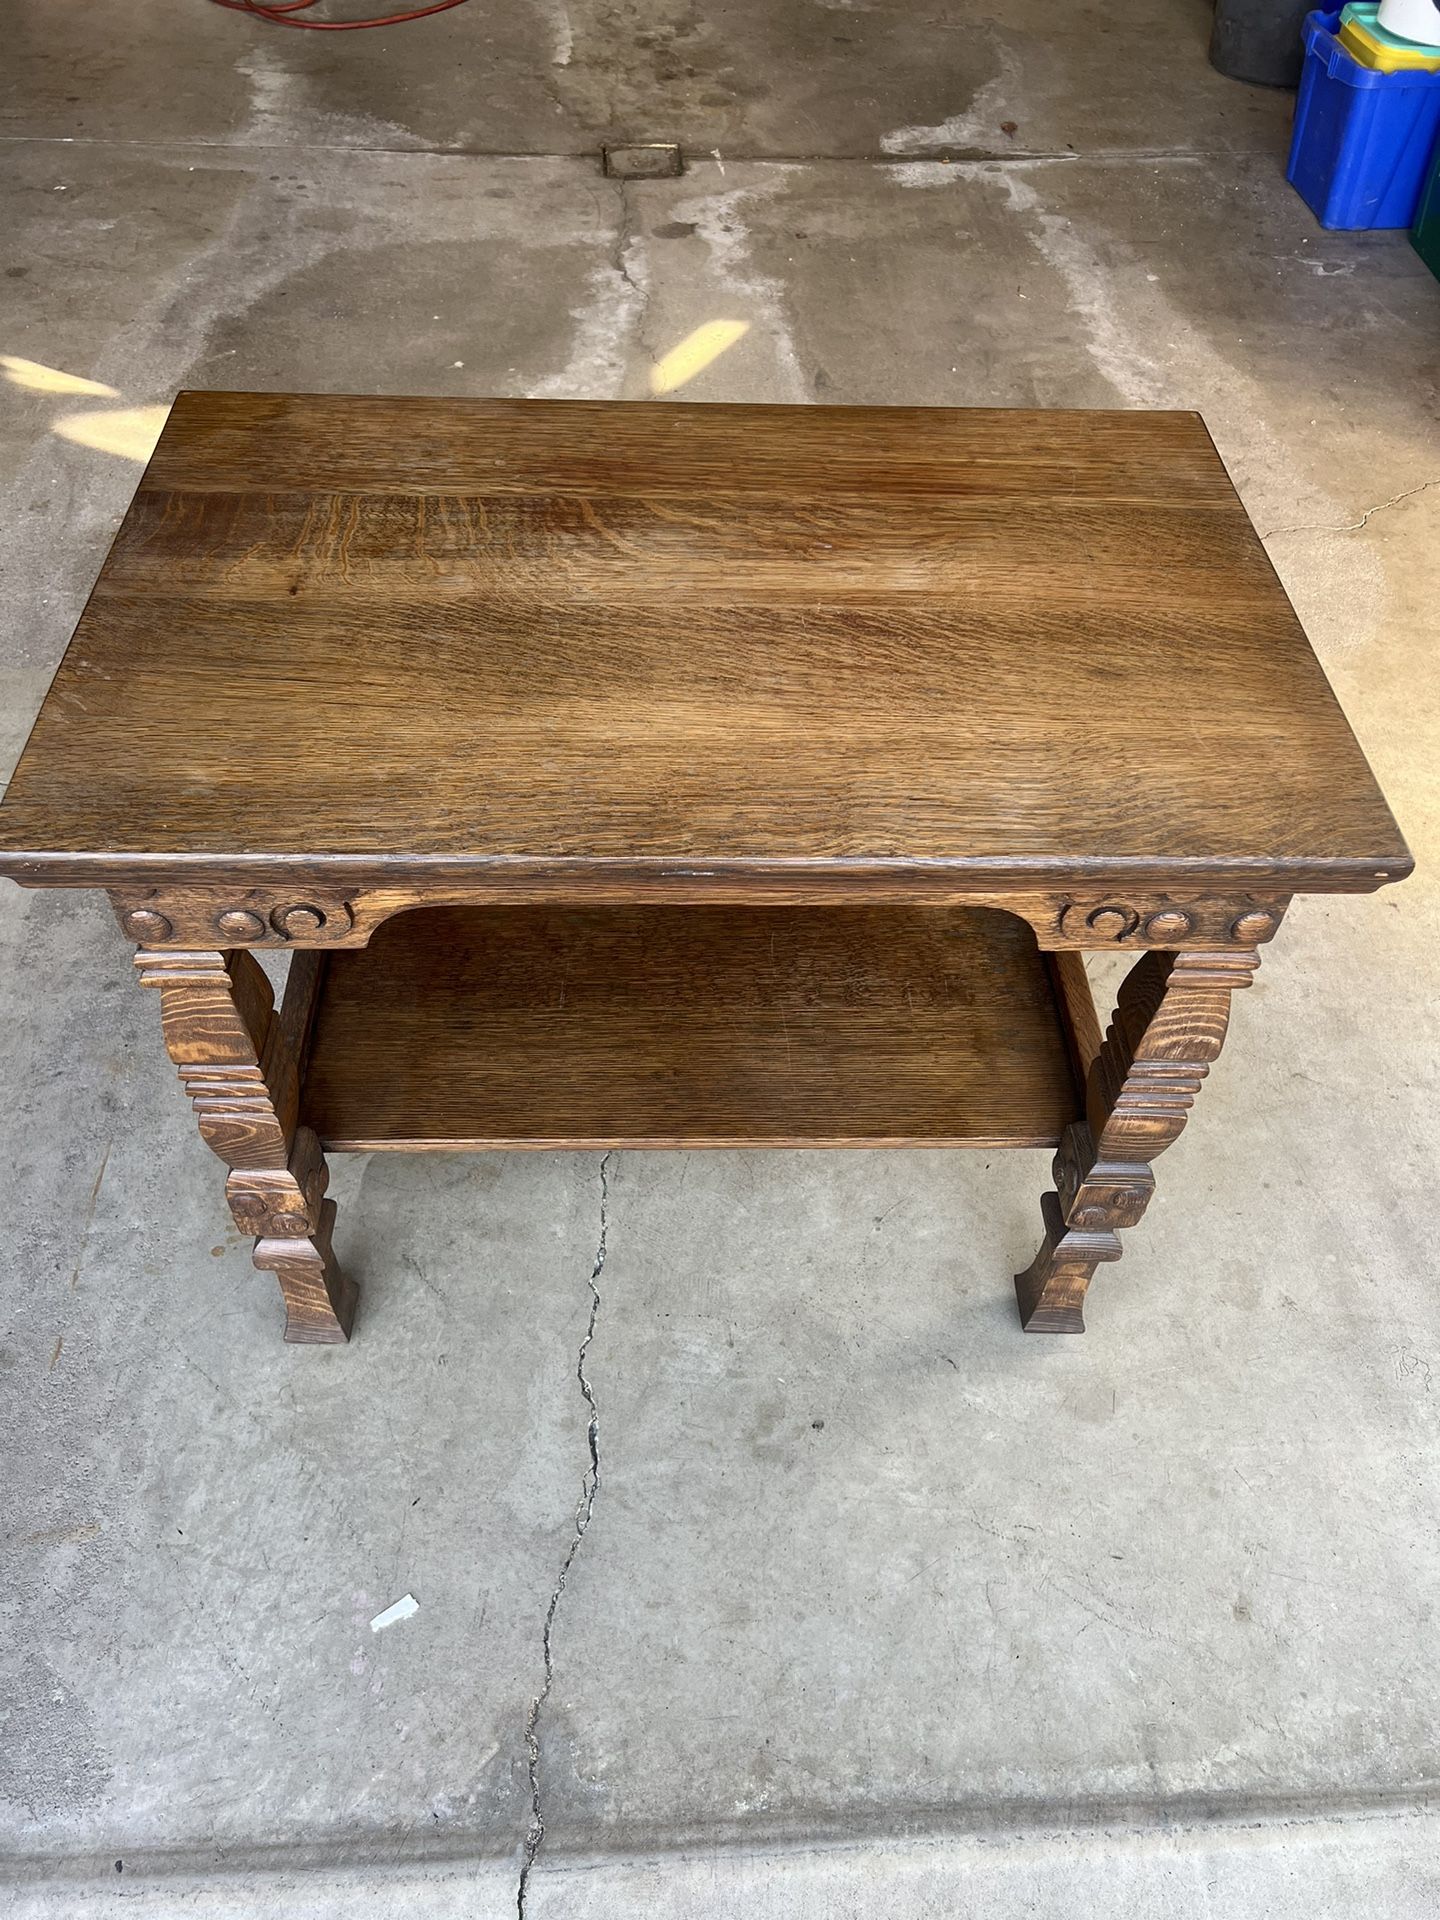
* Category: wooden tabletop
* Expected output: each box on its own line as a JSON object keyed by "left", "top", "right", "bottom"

{"left": 0, "top": 393, "right": 1409, "bottom": 894}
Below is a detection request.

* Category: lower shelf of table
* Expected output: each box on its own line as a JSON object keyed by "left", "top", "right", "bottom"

{"left": 299, "top": 904, "right": 1087, "bottom": 1152}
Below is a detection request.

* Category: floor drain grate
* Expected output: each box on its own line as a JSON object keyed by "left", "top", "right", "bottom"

{"left": 601, "top": 143, "right": 684, "bottom": 179}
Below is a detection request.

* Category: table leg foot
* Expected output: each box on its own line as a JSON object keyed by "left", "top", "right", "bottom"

{"left": 255, "top": 1199, "right": 357, "bottom": 1344}
{"left": 1014, "top": 1191, "right": 1118, "bottom": 1333}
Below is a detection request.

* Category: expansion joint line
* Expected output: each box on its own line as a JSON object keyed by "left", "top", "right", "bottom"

{"left": 517, "top": 1150, "right": 610, "bottom": 1918}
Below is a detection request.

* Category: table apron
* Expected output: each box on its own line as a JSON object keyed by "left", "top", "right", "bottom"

{"left": 104, "top": 883, "right": 1292, "bottom": 954}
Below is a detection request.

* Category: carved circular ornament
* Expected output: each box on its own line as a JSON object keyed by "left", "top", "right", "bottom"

{"left": 216, "top": 908, "right": 268, "bottom": 941}
{"left": 272, "top": 902, "right": 329, "bottom": 938}
{"left": 1145, "top": 908, "right": 1194, "bottom": 941}
{"left": 1231, "top": 909, "right": 1277, "bottom": 942}
{"left": 1085, "top": 904, "right": 1139, "bottom": 939}
{"left": 122, "top": 907, "right": 173, "bottom": 942}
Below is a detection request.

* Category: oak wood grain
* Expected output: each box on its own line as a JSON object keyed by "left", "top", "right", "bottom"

{"left": 0, "top": 395, "right": 1411, "bottom": 899}
{"left": 137, "top": 393, "right": 1247, "bottom": 501}
{"left": 300, "top": 905, "right": 1084, "bottom": 1150}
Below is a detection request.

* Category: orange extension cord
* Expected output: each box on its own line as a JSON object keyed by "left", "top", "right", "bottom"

{"left": 209, "top": 0, "right": 469, "bottom": 28}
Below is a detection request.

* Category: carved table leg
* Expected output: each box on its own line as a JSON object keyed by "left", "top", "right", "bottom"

{"left": 1016, "top": 948, "right": 1260, "bottom": 1333}
{"left": 136, "top": 948, "right": 357, "bottom": 1343}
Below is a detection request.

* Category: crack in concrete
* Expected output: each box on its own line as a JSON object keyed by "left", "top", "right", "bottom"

{"left": 614, "top": 180, "right": 643, "bottom": 299}
{"left": 1262, "top": 478, "right": 1440, "bottom": 542}
{"left": 612, "top": 179, "right": 655, "bottom": 368}
{"left": 531, "top": 182, "right": 646, "bottom": 399}
{"left": 517, "top": 1151, "right": 610, "bottom": 1920}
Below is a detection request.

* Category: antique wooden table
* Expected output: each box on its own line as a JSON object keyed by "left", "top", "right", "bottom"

{"left": 0, "top": 394, "right": 1411, "bottom": 1342}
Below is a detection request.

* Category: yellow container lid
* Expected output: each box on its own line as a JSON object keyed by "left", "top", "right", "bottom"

{"left": 1339, "top": 12, "right": 1440, "bottom": 66}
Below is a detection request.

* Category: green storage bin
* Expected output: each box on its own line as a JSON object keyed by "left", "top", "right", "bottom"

{"left": 1414, "top": 134, "right": 1440, "bottom": 277}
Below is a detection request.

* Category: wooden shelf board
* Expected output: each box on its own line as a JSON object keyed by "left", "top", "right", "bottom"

{"left": 301, "top": 905, "right": 1085, "bottom": 1152}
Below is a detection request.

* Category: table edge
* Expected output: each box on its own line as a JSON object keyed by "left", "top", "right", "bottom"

{"left": 0, "top": 849, "right": 1413, "bottom": 895}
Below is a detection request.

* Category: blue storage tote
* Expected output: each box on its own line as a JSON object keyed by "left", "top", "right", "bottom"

{"left": 1287, "top": 10, "right": 1440, "bottom": 229}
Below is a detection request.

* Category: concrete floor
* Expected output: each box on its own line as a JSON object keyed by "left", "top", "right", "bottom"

{"left": 2, "top": 2, "right": 1439, "bottom": 1914}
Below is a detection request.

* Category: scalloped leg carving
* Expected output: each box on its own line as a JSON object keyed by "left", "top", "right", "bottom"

{"left": 1016, "top": 949, "right": 1260, "bottom": 1333}
{"left": 136, "top": 948, "right": 356, "bottom": 1344}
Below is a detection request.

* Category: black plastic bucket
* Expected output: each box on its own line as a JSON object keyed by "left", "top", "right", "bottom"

{"left": 1210, "top": 0, "right": 1312, "bottom": 84}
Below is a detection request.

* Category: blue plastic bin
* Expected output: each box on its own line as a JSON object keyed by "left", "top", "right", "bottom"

{"left": 1287, "top": 10, "right": 1440, "bottom": 228}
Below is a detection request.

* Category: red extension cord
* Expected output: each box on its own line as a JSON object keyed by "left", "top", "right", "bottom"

{"left": 209, "top": 0, "right": 469, "bottom": 28}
